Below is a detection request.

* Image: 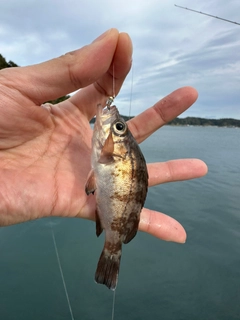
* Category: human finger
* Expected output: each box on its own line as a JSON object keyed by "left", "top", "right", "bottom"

{"left": 128, "top": 86, "right": 198, "bottom": 143}
{"left": 147, "top": 159, "right": 208, "bottom": 187}
{"left": 139, "top": 208, "right": 187, "bottom": 243}
{"left": 69, "top": 31, "right": 132, "bottom": 120}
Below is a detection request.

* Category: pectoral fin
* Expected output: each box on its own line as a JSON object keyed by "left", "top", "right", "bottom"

{"left": 99, "top": 131, "right": 114, "bottom": 164}
{"left": 95, "top": 209, "right": 103, "bottom": 237}
{"left": 85, "top": 169, "right": 96, "bottom": 195}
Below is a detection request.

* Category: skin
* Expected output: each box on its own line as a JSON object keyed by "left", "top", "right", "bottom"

{"left": 0, "top": 28, "right": 207, "bottom": 243}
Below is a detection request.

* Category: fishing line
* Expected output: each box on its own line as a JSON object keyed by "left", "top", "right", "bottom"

{"left": 111, "top": 288, "right": 117, "bottom": 320}
{"left": 112, "top": 63, "right": 116, "bottom": 100}
{"left": 50, "top": 221, "right": 75, "bottom": 320}
{"left": 129, "top": 60, "right": 134, "bottom": 119}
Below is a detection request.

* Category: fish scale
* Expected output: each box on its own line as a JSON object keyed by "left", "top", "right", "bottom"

{"left": 85, "top": 103, "right": 148, "bottom": 290}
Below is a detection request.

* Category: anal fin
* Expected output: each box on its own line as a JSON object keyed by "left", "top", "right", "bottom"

{"left": 123, "top": 217, "right": 140, "bottom": 244}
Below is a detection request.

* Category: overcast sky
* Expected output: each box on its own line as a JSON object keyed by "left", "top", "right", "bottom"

{"left": 0, "top": 0, "right": 239, "bottom": 119}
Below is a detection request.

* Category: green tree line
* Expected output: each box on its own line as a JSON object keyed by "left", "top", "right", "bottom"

{"left": 0, "top": 54, "right": 18, "bottom": 68}
{"left": 168, "top": 117, "right": 240, "bottom": 127}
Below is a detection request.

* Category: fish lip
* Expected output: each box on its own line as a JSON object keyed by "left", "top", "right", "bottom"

{"left": 102, "top": 105, "right": 118, "bottom": 115}
{"left": 101, "top": 105, "right": 119, "bottom": 126}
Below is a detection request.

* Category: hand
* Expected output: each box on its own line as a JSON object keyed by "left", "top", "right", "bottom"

{"left": 0, "top": 29, "right": 207, "bottom": 243}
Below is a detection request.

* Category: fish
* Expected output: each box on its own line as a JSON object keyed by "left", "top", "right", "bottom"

{"left": 85, "top": 103, "right": 148, "bottom": 290}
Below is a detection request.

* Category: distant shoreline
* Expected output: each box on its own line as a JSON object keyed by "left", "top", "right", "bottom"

{"left": 90, "top": 116, "right": 240, "bottom": 128}
{"left": 168, "top": 117, "right": 240, "bottom": 128}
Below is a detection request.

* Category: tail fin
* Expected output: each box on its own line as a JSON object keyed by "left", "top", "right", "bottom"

{"left": 95, "top": 247, "right": 122, "bottom": 290}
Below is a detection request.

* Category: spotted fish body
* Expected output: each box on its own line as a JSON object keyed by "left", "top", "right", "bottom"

{"left": 85, "top": 104, "right": 148, "bottom": 290}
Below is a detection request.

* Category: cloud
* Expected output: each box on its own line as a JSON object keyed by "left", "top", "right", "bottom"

{"left": 0, "top": 0, "right": 239, "bottom": 119}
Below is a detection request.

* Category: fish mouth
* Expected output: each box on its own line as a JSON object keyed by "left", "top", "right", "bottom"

{"left": 102, "top": 105, "right": 118, "bottom": 116}
{"left": 100, "top": 105, "right": 119, "bottom": 126}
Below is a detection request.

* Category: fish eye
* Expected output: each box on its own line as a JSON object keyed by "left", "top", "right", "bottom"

{"left": 116, "top": 122, "right": 124, "bottom": 131}
{"left": 112, "top": 121, "right": 127, "bottom": 135}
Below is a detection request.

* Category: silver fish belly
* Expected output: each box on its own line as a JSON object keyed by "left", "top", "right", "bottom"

{"left": 85, "top": 104, "right": 148, "bottom": 290}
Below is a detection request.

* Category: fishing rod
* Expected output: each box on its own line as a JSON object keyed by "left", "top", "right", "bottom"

{"left": 174, "top": 4, "right": 240, "bottom": 26}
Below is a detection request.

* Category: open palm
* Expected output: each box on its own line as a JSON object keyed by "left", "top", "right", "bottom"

{"left": 0, "top": 29, "right": 207, "bottom": 242}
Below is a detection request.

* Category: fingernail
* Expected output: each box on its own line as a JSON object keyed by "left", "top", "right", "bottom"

{"left": 93, "top": 29, "right": 113, "bottom": 43}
